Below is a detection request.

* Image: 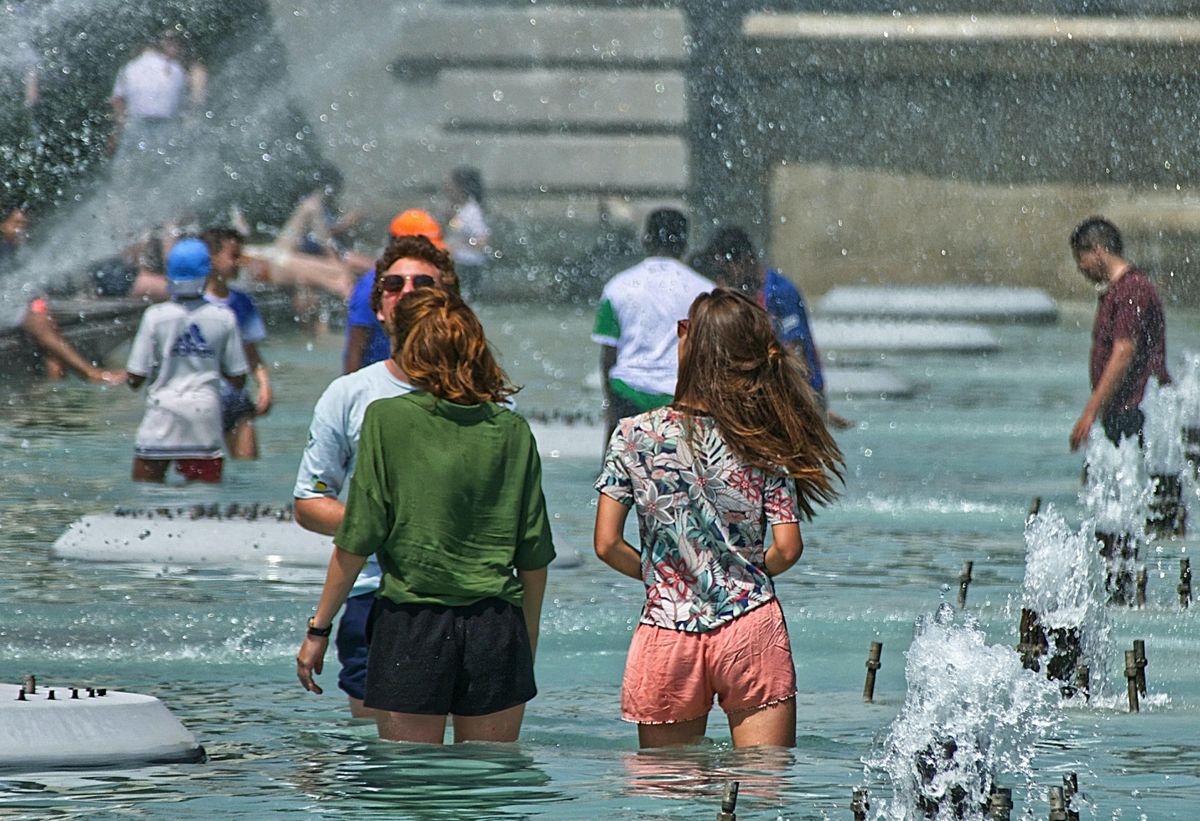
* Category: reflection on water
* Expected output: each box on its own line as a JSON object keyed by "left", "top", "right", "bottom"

{"left": 289, "top": 734, "right": 563, "bottom": 820}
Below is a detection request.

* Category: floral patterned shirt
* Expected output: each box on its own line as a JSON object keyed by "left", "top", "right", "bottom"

{"left": 595, "top": 406, "right": 800, "bottom": 632}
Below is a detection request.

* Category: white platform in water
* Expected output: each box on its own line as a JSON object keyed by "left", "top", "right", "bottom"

{"left": 824, "top": 367, "right": 914, "bottom": 398}
{"left": 0, "top": 682, "right": 204, "bottom": 773}
{"left": 51, "top": 509, "right": 583, "bottom": 568}
{"left": 51, "top": 512, "right": 332, "bottom": 565}
{"left": 812, "top": 319, "right": 1000, "bottom": 353}
{"left": 817, "top": 286, "right": 1058, "bottom": 324}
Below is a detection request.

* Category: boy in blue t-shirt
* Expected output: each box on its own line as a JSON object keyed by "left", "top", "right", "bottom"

{"left": 203, "top": 227, "right": 272, "bottom": 459}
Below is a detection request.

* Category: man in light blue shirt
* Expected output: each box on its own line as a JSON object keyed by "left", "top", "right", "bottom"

{"left": 293, "top": 234, "right": 458, "bottom": 716}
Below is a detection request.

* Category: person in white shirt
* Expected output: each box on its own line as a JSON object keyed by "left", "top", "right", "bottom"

{"left": 108, "top": 31, "right": 204, "bottom": 170}
{"left": 442, "top": 167, "right": 490, "bottom": 298}
{"left": 126, "top": 238, "right": 248, "bottom": 483}
{"left": 591, "top": 208, "right": 713, "bottom": 442}
{"left": 292, "top": 234, "right": 459, "bottom": 717}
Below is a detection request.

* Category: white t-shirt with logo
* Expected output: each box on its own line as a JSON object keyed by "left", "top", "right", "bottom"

{"left": 111, "top": 49, "right": 187, "bottom": 120}
{"left": 127, "top": 299, "right": 249, "bottom": 459}
{"left": 591, "top": 256, "right": 713, "bottom": 395}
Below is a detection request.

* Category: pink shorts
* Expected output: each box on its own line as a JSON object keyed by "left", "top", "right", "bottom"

{"left": 621, "top": 598, "right": 797, "bottom": 725}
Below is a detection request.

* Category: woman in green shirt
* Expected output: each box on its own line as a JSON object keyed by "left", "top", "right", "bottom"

{"left": 297, "top": 288, "right": 555, "bottom": 743}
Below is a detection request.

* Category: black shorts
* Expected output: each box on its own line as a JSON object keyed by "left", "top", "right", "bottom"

{"left": 221, "top": 388, "right": 256, "bottom": 434}
{"left": 1102, "top": 409, "right": 1144, "bottom": 447}
{"left": 364, "top": 597, "right": 536, "bottom": 716}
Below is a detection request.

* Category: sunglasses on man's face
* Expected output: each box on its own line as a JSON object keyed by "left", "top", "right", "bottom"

{"left": 380, "top": 273, "right": 437, "bottom": 293}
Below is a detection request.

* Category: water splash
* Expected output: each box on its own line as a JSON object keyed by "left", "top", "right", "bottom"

{"left": 1142, "top": 379, "right": 1186, "bottom": 476}
{"left": 1082, "top": 434, "right": 1150, "bottom": 537}
{"left": 864, "top": 604, "right": 1062, "bottom": 820}
{"left": 1020, "top": 506, "right": 1112, "bottom": 694}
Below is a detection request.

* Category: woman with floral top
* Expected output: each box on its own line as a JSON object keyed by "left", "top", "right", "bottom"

{"left": 593, "top": 287, "right": 844, "bottom": 748}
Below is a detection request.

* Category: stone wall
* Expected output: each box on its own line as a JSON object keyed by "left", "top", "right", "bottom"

{"left": 770, "top": 164, "right": 1199, "bottom": 303}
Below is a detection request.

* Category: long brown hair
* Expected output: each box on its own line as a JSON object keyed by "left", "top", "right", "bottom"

{"left": 388, "top": 288, "right": 518, "bottom": 404}
{"left": 674, "top": 288, "right": 843, "bottom": 519}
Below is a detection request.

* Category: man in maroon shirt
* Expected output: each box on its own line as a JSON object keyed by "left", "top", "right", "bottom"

{"left": 1069, "top": 217, "right": 1170, "bottom": 451}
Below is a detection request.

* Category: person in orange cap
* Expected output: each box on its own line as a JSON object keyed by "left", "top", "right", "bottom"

{"left": 342, "top": 209, "right": 446, "bottom": 373}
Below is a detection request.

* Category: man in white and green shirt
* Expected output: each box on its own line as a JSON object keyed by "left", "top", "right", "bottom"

{"left": 591, "top": 208, "right": 713, "bottom": 442}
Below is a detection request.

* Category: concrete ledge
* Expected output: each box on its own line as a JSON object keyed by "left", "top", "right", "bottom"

{"left": 394, "top": 8, "right": 688, "bottom": 68}
{"left": 437, "top": 69, "right": 686, "bottom": 129}
{"left": 382, "top": 135, "right": 688, "bottom": 193}
{"left": 743, "top": 14, "right": 1200, "bottom": 75}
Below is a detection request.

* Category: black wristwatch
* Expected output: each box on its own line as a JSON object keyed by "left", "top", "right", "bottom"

{"left": 306, "top": 617, "right": 333, "bottom": 638}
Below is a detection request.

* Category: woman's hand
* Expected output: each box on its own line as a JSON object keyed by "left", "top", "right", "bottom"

{"left": 296, "top": 634, "right": 329, "bottom": 694}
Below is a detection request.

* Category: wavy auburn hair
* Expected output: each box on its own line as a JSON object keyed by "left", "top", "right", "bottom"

{"left": 387, "top": 288, "right": 518, "bottom": 404}
{"left": 674, "top": 288, "right": 844, "bottom": 519}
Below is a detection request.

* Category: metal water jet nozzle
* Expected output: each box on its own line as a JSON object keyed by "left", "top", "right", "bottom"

{"left": 1074, "top": 665, "right": 1090, "bottom": 703}
{"left": 1133, "top": 640, "right": 1147, "bottom": 697}
{"left": 988, "top": 785, "right": 1012, "bottom": 820}
{"left": 1048, "top": 785, "right": 1068, "bottom": 821}
{"left": 1147, "top": 473, "right": 1187, "bottom": 538}
{"left": 1180, "top": 558, "right": 1192, "bottom": 608}
{"left": 716, "top": 780, "right": 738, "bottom": 821}
{"left": 21, "top": 675, "right": 35, "bottom": 695}
{"left": 957, "top": 561, "right": 973, "bottom": 609}
{"left": 1028, "top": 497, "right": 1042, "bottom": 518}
{"left": 1135, "top": 569, "right": 1147, "bottom": 608}
{"left": 1063, "top": 772, "right": 1081, "bottom": 821}
{"left": 850, "top": 786, "right": 869, "bottom": 820}
{"left": 863, "top": 641, "right": 883, "bottom": 702}
{"left": 1124, "top": 650, "right": 1140, "bottom": 713}
{"left": 1095, "top": 531, "right": 1138, "bottom": 606}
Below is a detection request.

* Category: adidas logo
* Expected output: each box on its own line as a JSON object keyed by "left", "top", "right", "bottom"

{"left": 171, "top": 323, "right": 215, "bottom": 357}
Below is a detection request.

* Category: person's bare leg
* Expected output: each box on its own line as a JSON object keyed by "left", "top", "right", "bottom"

{"left": 243, "top": 246, "right": 353, "bottom": 300}
{"left": 132, "top": 457, "right": 169, "bottom": 482}
{"left": 727, "top": 698, "right": 796, "bottom": 748}
{"left": 375, "top": 710, "right": 447, "bottom": 744}
{"left": 348, "top": 696, "right": 378, "bottom": 720}
{"left": 44, "top": 355, "right": 66, "bottom": 380}
{"left": 225, "top": 419, "right": 258, "bottom": 460}
{"left": 451, "top": 703, "right": 526, "bottom": 743}
{"left": 637, "top": 714, "right": 709, "bottom": 748}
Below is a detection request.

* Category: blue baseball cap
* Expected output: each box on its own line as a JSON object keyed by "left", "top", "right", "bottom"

{"left": 166, "top": 238, "right": 211, "bottom": 296}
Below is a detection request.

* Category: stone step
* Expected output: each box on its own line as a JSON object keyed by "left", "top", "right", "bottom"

{"left": 380, "top": 134, "right": 688, "bottom": 193}
{"left": 436, "top": 69, "right": 686, "bottom": 130}
{"left": 391, "top": 7, "right": 689, "bottom": 69}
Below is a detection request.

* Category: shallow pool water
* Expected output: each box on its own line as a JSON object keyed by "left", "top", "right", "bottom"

{"left": 1, "top": 301, "right": 1198, "bottom": 819}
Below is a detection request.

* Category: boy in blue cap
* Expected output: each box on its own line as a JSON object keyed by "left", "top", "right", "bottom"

{"left": 126, "top": 237, "right": 249, "bottom": 482}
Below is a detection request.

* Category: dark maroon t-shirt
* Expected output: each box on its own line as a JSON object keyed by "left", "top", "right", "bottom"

{"left": 1090, "top": 268, "right": 1170, "bottom": 413}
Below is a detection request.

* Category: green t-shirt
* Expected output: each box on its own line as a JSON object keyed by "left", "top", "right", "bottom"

{"left": 334, "top": 391, "right": 556, "bottom": 608}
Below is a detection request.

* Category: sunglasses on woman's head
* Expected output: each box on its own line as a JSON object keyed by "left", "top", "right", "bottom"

{"left": 380, "top": 273, "right": 437, "bottom": 292}
{"left": 676, "top": 319, "right": 690, "bottom": 337}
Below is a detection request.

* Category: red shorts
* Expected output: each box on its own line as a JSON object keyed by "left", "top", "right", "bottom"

{"left": 621, "top": 598, "right": 797, "bottom": 724}
{"left": 175, "top": 458, "right": 224, "bottom": 483}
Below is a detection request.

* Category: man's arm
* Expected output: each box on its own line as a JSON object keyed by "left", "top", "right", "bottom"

{"left": 1071, "top": 337, "right": 1135, "bottom": 451}
{"left": 343, "top": 325, "right": 371, "bottom": 374}
{"left": 600, "top": 344, "right": 617, "bottom": 403}
{"left": 243, "top": 341, "right": 272, "bottom": 416}
{"left": 294, "top": 497, "right": 346, "bottom": 537}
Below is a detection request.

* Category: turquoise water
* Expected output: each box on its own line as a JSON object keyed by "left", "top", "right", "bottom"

{"left": 1, "top": 302, "right": 1198, "bottom": 819}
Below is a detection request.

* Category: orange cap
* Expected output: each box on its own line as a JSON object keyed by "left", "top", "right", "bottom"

{"left": 389, "top": 208, "right": 445, "bottom": 248}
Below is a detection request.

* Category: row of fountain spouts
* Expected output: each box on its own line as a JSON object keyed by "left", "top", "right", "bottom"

{"left": 112, "top": 503, "right": 294, "bottom": 522}
{"left": 845, "top": 772, "right": 1083, "bottom": 821}
{"left": 13, "top": 675, "right": 107, "bottom": 702}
